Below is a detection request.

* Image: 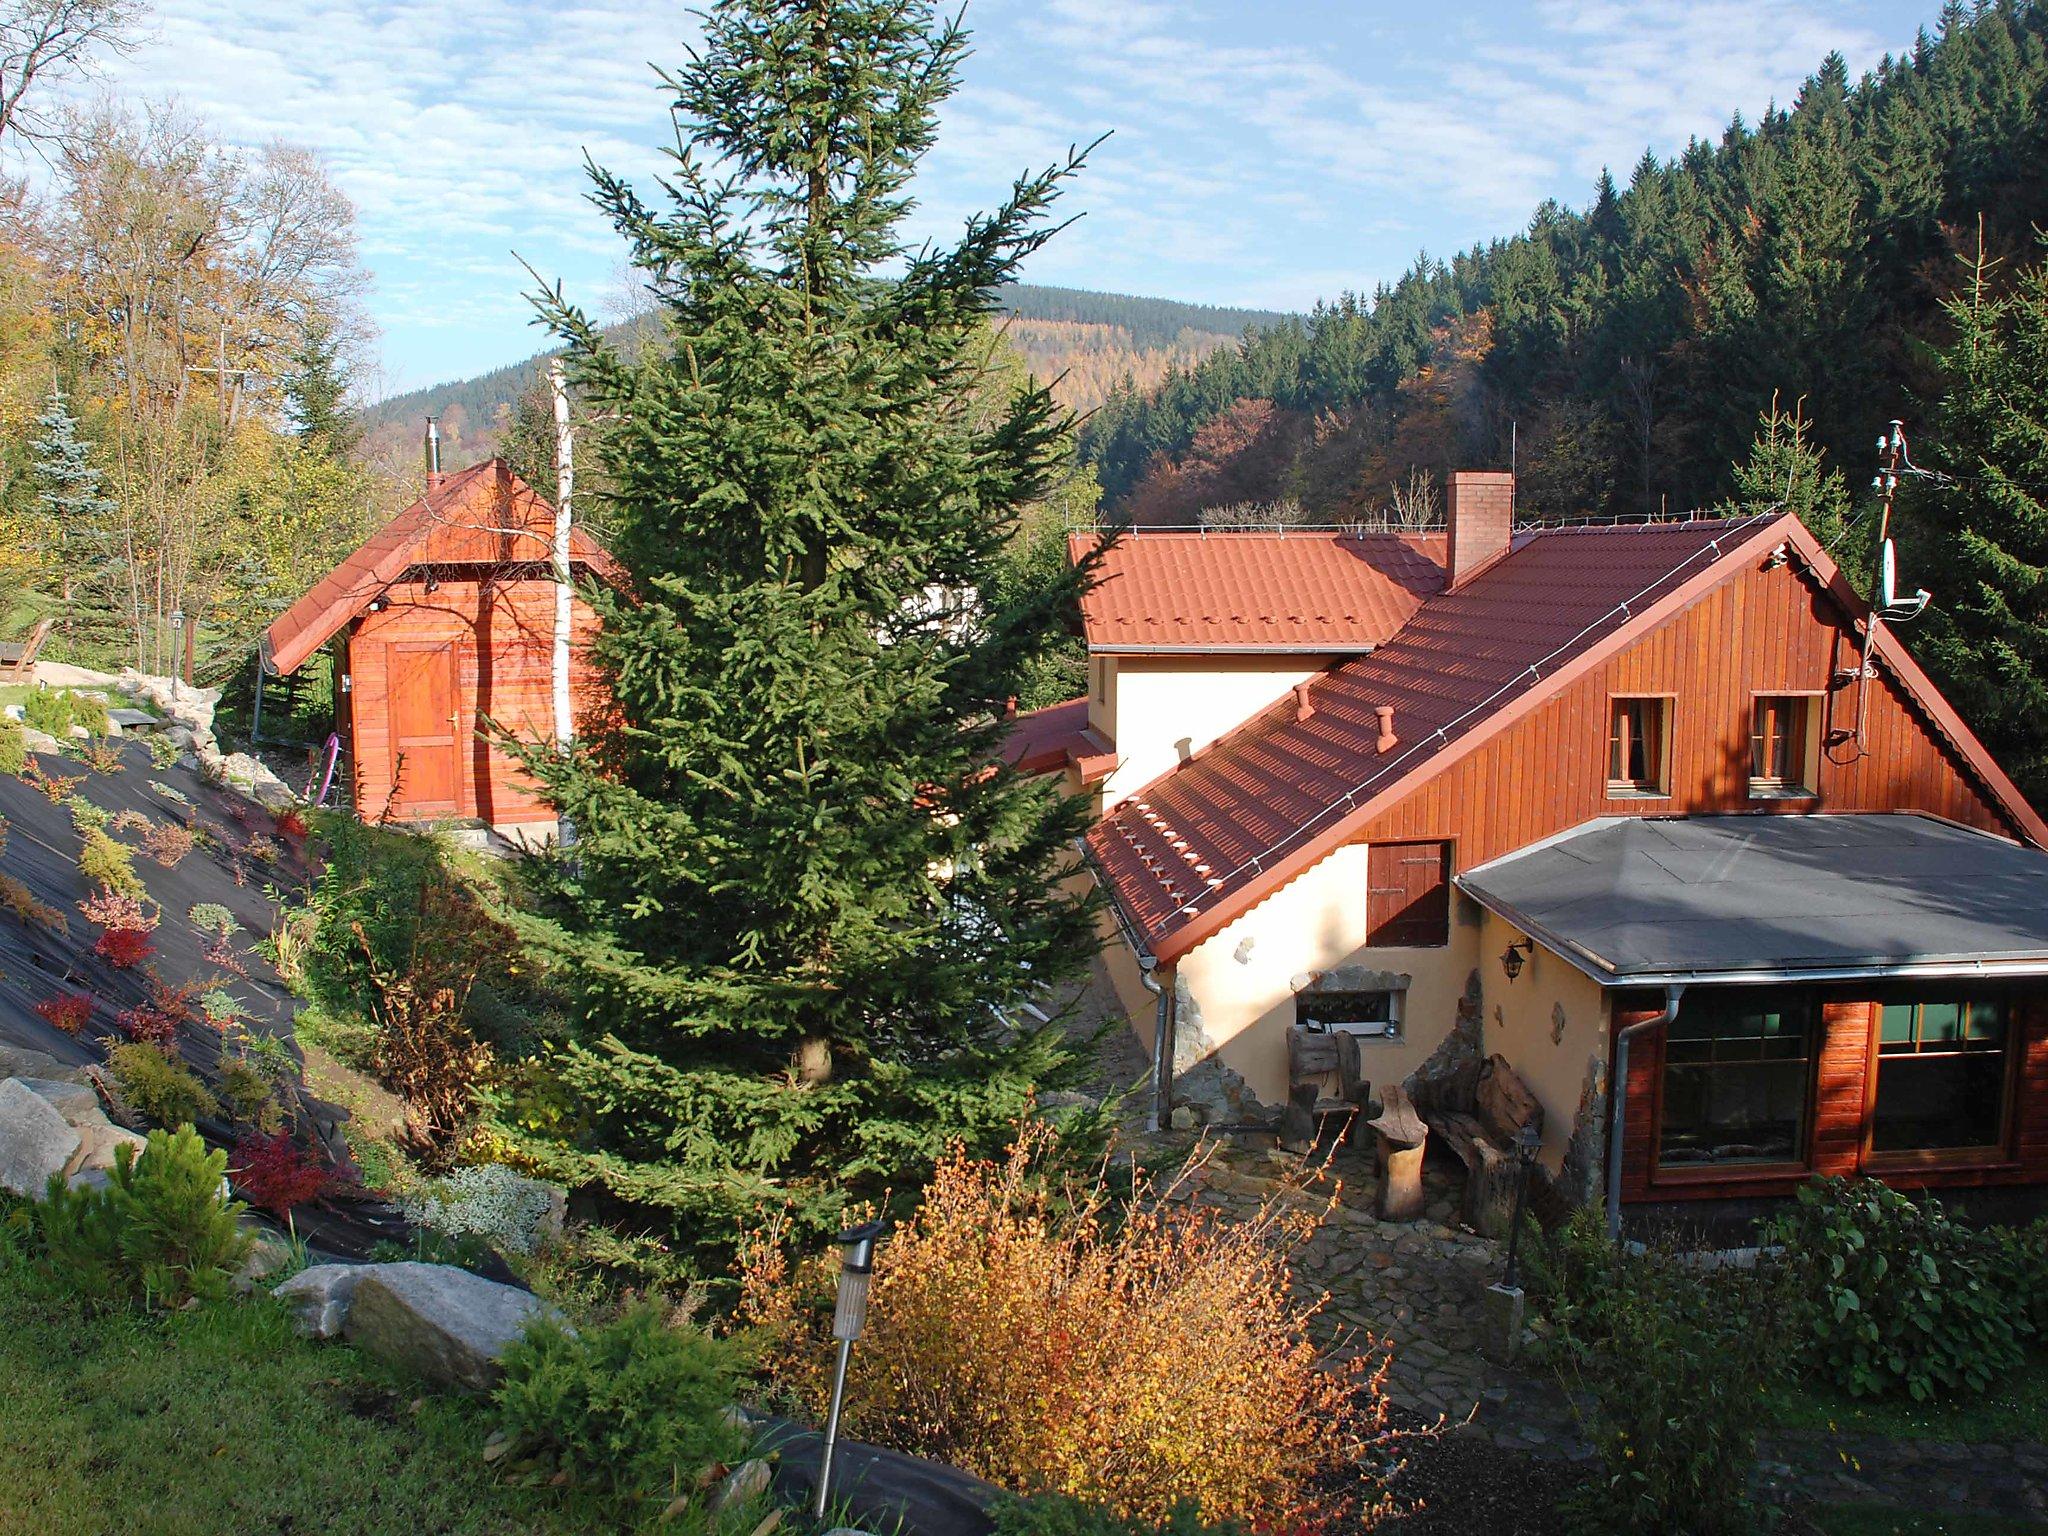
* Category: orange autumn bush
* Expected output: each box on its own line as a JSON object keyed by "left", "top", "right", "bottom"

{"left": 738, "top": 1122, "right": 1388, "bottom": 1528}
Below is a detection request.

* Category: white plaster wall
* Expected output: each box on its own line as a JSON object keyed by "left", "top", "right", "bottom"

{"left": 1475, "top": 907, "right": 1614, "bottom": 1173}
{"left": 1096, "top": 655, "right": 1331, "bottom": 804}
{"left": 1171, "top": 843, "right": 1485, "bottom": 1108}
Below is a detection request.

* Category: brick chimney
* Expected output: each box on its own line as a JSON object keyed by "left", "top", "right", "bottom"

{"left": 1446, "top": 470, "right": 1515, "bottom": 589}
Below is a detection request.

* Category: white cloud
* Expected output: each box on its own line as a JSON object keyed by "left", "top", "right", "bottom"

{"left": 61, "top": 0, "right": 1924, "bottom": 389}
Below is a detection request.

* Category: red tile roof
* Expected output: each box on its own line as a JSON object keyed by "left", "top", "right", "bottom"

{"left": 1001, "top": 696, "right": 1116, "bottom": 784}
{"left": 1070, "top": 529, "right": 1445, "bottom": 653}
{"left": 1085, "top": 515, "right": 1786, "bottom": 959}
{"left": 263, "top": 459, "right": 624, "bottom": 676}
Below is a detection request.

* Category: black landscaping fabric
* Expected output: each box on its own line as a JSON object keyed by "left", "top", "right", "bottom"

{"left": 0, "top": 737, "right": 408, "bottom": 1257}
{"left": 760, "top": 1418, "right": 999, "bottom": 1536}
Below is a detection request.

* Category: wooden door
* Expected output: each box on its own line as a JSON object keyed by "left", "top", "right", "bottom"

{"left": 388, "top": 641, "right": 461, "bottom": 817}
{"left": 1367, "top": 840, "right": 1451, "bottom": 948}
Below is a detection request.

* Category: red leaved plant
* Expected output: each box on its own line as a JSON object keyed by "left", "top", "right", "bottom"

{"left": 273, "top": 807, "right": 308, "bottom": 841}
{"left": 33, "top": 992, "right": 94, "bottom": 1034}
{"left": 231, "top": 1131, "right": 351, "bottom": 1216}
{"left": 94, "top": 926, "right": 156, "bottom": 969}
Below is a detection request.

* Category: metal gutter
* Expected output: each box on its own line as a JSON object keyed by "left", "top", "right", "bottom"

{"left": 1087, "top": 642, "right": 1380, "bottom": 656}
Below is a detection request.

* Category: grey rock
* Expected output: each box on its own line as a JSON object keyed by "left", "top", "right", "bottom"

{"left": 0, "top": 1078, "right": 83, "bottom": 1197}
{"left": 1168, "top": 1105, "right": 1198, "bottom": 1131}
{"left": 710, "top": 1458, "right": 773, "bottom": 1511}
{"left": 274, "top": 1263, "right": 368, "bottom": 1339}
{"left": 343, "top": 1262, "right": 558, "bottom": 1393}
{"left": 15, "top": 1078, "right": 101, "bottom": 1126}
{"left": 0, "top": 1045, "right": 85, "bottom": 1084}
{"left": 77, "top": 1123, "right": 147, "bottom": 1174}
{"left": 66, "top": 1168, "right": 113, "bottom": 1194}
{"left": 234, "top": 1233, "right": 297, "bottom": 1294}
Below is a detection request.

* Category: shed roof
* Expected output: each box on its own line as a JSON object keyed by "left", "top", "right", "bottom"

{"left": 1000, "top": 695, "right": 1116, "bottom": 784}
{"left": 1069, "top": 528, "right": 1445, "bottom": 653}
{"left": 262, "top": 459, "right": 624, "bottom": 676}
{"left": 1457, "top": 813, "right": 2048, "bottom": 985}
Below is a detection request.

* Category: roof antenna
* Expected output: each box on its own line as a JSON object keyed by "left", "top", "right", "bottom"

{"left": 1854, "top": 419, "right": 1933, "bottom": 750}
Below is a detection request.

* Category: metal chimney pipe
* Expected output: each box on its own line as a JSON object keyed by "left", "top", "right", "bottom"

{"left": 424, "top": 416, "right": 442, "bottom": 484}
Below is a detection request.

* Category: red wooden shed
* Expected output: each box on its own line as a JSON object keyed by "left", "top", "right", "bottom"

{"left": 262, "top": 458, "right": 620, "bottom": 839}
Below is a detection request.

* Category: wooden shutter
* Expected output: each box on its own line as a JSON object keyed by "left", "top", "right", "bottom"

{"left": 1367, "top": 841, "right": 1450, "bottom": 948}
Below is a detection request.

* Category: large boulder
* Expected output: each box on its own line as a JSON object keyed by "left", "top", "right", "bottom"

{"left": 14, "top": 1077, "right": 100, "bottom": 1126}
{"left": 0, "top": 1078, "right": 83, "bottom": 1197}
{"left": 207, "top": 751, "right": 298, "bottom": 809}
{"left": 0, "top": 1046, "right": 86, "bottom": 1084}
{"left": 342, "top": 1263, "right": 559, "bottom": 1393}
{"left": 274, "top": 1263, "right": 368, "bottom": 1339}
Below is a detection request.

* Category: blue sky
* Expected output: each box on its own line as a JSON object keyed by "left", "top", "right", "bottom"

{"left": 92, "top": 0, "right": 1943, "bottom": 397}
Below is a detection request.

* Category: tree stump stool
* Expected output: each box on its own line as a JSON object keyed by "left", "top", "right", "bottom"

{"left": 1369, "top": 1082, "right": 1428, "bottom": 1222}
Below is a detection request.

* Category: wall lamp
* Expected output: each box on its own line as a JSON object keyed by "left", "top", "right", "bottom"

{"left": 1499, "top": 938, "right": 1534, "bottom": 982}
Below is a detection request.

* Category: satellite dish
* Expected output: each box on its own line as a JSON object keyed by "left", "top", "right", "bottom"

{"left": 1878, "top": 538, "right": 1930, "bottom": 622}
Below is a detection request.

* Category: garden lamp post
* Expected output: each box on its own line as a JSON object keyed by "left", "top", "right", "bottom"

{"left": 168, "top": 608, "right": 185, "bottom": 699}
{"left": 813, "top": 1219, "right": 885, "bottom": 1518}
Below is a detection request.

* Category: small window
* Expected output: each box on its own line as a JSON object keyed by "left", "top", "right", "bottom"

{"left": 1750, "top": 695, "right": 1817, "bottom": 797}
{"left": 1297, "top": 989, "right": 1401, "bottom": 1041}
{"left": 1367, "top": 840, "right": 1450, "bottom": 948}
{"left": 1871, "top": 995, "right": 2013, "bottom": 1154}
{"left": 1658, "top": 988, "right": 1815, "bottom": 1168}
{"left": 1607, "top": 697, "right": 1668, "bottom": 795}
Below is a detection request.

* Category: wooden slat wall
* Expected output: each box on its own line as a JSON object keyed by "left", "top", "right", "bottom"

{"left": 347, "top": 577, "right": 603, "bottom": 826}
{"left": 1355, "top": 556, "right": 2018, "bottom": 865}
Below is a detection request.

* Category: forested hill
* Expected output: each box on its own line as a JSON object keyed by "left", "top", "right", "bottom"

{"left": 362, "top": 284, "right": 1289, "bottom": 470}
{"left": 1081, "top": 0, "right": 2048, "bottom": 526}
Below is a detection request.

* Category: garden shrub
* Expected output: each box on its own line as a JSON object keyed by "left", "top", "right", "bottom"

{"left": 1766, "top": 1177, "right": 2032, "bottom": 1401}
{"left": 79, "top": 827, "right": 143, "bottom": 897}
{"left": 214, "top": 1058, "right": 281, "bottom": 1130}
{"left": 0, "top": 715, "right": 25, "bottom": 775}
{"left": 94, "top": 924, "right": 156, "bottom": 968}
{"left": 739, "top": 1124, "right": 1381, "bottom": 1527}
{"left": 144, "top": 731, "right": 181, "bottom": 767}
{"left": 493, "top": 1303, "right": 747, "bottom": 1505}
{"left": 189, "top": 902, "right": 237, "bottom": 939}
{"left": 117, "top": 974, "right": 200, "bottom": 1046}
{"left": 36, "top": 1124, "right": 251, "bottom": 1308}
{"left": 401, "top": 1162, "right": 560, "bottom": 1256}
{"left": 81, "top": 739, "right": 124, "bottom": 774}
{"left": 987, "top": 1494, "right": 1250, "bottom": 1536}
{"left": 1552, "top": 1242, "right": 1794, "bottom": 1536}
{"left": 79, "top": 888, "right": 155, "bottom": 931}
{"left": 32, "top": 991, "right": 95, "bottom": 1033}
{"left": 107, "top": 1041, "right": 219, "bottom": 1127}
{"left": 68, "top": 795, "right": 108, "bottom": 832}
{"left": 26, "top": 763, "right": 83, "bottom": 799}
{"left": 142, "top": 821, "right": 195, "bottom": 867}
{"left": 230, "top": 1131, "right": 347, "bottom": 1216}
{"left": 1, "top": 872, "right": 67, "bottom": 932}
{"left": 23, "top": 686, "right": 74, "bottom": 738}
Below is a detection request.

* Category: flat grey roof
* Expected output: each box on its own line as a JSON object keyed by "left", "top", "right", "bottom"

{"left": 1456, "top": 814, "right": 2048, "bottom": 987}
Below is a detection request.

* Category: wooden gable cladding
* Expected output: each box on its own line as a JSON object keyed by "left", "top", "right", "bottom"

{"left": 1617, "top": 990, "right": 2048, "bottom": 1202}
{"left": 346, "top": 576, "right": 603, "bottom": 827}
{"left": 1352, "top": 550, "right": 2017, "bottom": 870}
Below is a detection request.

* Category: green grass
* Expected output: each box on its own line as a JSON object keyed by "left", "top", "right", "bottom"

{"left": 0, "top": 1214, "right": 798, "bottom": 1536}
{"left": 1770, "top": 1352, "right": 2048, "bottom": 1445}
{"left": 1804, "top": 1505, "right": 2046, "bottom": 1535}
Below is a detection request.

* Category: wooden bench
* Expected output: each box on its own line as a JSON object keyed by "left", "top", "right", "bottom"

{"left": 1418, "top": 1053, "right": 1542, "bottom": 1238}
{"left": 0, "top": 617, "right": 53, "bottom": 683}
{"left": 1280, "top": 1025, "right": 1372, "bottom": 1153}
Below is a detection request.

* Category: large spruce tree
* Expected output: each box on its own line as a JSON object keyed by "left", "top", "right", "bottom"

{"left": 512, "top": 0, "right": 1106, "bottom": 1266}
{"left": 1912, "top": 240, "right": 2048, "bottom": 802}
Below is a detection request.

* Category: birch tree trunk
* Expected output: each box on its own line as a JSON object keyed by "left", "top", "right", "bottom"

{"left": 549, "top": 358, "right": 574, "bottom": 747}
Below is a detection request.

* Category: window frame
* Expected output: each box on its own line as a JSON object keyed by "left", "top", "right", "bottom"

{"left": 1295, "top": 987, "right": 1404, "bottom": 1042}
{"left": 1861, "top": 991, "right": 2023, "bottom": 1170}
{"left": 1605, "top": 693, "right": 1673, "bottom": 798}
{"left": 1651, "top": 987, "right": 1820, "bottom": 1181}
{"left": 1748, "top": 691, "right": 1822, "bottom": 800}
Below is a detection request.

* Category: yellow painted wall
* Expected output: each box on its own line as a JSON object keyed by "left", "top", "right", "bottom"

{"left": 1171, "top": 843, "right": 1483, "bottom": 1108}
{"left": 1096, "top": 655, "right": 1330, "bottom": 805}
{"left": 1474, "top": 906, "right": 1613, "bottom": 1172}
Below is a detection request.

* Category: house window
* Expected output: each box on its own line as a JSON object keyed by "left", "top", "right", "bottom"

{"left": 1367, "top": 841, "right": 1450, "bottom": 948}
{"left": 1297, "top": 989, "right": 1401, "bottom": 1041}
{"left": 1870, "top": 995, "right": 2013, "bottom": 1154}
{"left": 1750, "top": 695, "right": 1817, "bottom": 797}
{"left": 1607, "top": 697, "right": 1669, "bottom": 795}
{"left": 1658, "top": 989, "right": 1815, "bottom": 1168}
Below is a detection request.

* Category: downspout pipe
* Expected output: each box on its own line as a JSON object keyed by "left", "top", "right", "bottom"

{"left": 1607, "top": 983, "right": 1685, "bottom": 1245}
{"left": 1141, "top": 958, "right": 1172, "bottom": 1134}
